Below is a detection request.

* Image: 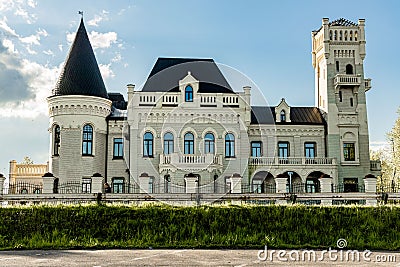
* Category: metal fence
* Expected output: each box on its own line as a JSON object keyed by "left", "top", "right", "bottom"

{"left": 331, "top": 183, "right": 365, "bottom": 193}
{"left": 7, "top": 182, "right": 42, "bottom": 194}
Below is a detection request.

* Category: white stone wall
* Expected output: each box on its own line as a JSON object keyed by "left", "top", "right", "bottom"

{"left": 47, "top": 95, "right": 112, "bottom": 183}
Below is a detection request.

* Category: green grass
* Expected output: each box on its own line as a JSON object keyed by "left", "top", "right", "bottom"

{"left": 0, "top": 204, "right": 400, "bottom": 250}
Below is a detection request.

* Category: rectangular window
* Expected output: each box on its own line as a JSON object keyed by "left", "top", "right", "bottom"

{"left": 350, "top": 97, "right": 354, "bottom": 107}
{"left": 113, "top": 138, "right": 123, "bottom": 159}
{"left": 251, "top": 141, "right": 262, "bottom": 157}
{"left": 343, "top": 143, "right": 355, "bottom": 161}
{"left": 112, "top": 178, "right": 124, "bottom": 193}
{"left": 304, "top": 142, "right": 316, "bottom": 158}
{"left": 82, "top": 178, "right": 92, "bottom": 193}
{"left": 149, "top": 177, "right": 154, "bottom": 193}
{"left": 339, "top": 91, "right": 342, "bottom": 102}
{"left": 336, "top": 61, "right": 339, "bottom": 72}
{"left": 278, "top": 142, "right": 289, "bottom": 158}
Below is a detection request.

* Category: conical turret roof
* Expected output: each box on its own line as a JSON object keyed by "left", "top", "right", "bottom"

{"left": 52, "top": 19, "right": 108, "bottom": 99}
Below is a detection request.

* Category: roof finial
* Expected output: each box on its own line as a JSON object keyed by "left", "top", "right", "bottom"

{"left": 78, "top": 11, "right": 84, "bottom": 19}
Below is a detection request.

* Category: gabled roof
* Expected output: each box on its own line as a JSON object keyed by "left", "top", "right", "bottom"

{"left": 141, "top": 57, "right": 234, "bottom": 93}
{"left": 329, "top": 18, "right": 358, "bottom": 27}
{"left": 52, "top": 19, "right": 108, "bottom": 99}
{"left": 251, "top": 106, "right": 325, "bottom": 125}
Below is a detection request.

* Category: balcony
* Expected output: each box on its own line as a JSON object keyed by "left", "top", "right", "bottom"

{"left": 159, "top": 153, "right": 223, "bottom": 173}
{"left": 334, "top": 74, "right": 361, "bottom": 89}
{"left": 370, "top": 160, "right": 381, "bottom": 171}
{"left": 364, "top": 78, "right": 372, "bottom": 92}
{"left": 249, "top": 157, "right": 337, "bottom": 166}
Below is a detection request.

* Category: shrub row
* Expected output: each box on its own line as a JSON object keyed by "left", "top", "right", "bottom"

{"left": 0, "top": 204, "right": 399, "bottom": 250}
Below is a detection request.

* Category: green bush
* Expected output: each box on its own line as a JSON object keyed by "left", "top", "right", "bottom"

{"left": 0, "top": 204, "right": 399, "bottom": 250}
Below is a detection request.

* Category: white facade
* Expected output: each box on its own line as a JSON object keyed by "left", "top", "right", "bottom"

{"left": 46, "top": 17, "right": 380, "bottom": 196}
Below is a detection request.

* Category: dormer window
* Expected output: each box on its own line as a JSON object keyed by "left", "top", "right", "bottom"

{"left": 185, "top": 85, "right": 193, "bottom": 102}
{"left": 280, "top": 110, "right": 286, "bottom": 122}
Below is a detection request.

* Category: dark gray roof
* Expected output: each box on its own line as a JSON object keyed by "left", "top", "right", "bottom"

{"left": 108, "top": 93, "right": 127, "bottom": 110}
{"left": 52, "top": 19, "right": 108, "bottom": 99}
{"left": 329, "top": 18, "right": 358, "bottom": 27}
{"left": 141, "top": 58, "right": 234, "bottom": 93}
{"left": 251, "top": 106, "right": 325, "bottom": 125}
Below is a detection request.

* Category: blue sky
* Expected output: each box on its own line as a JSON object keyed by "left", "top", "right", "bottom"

{"left": 0, "top": 0, "right": 399, "bottom": 175}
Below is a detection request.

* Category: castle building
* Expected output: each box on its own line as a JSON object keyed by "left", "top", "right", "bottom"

{"left": 46, "top": 17, "right": 381, "bottom": 195}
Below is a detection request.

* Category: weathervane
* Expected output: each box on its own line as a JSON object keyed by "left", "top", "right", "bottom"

{"left": 78, "top": 11, "right": 84, "bottom": 19}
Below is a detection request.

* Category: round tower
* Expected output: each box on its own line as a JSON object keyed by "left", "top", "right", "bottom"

{"left": 47, "top": 18, "right": 112, "bottom": 183}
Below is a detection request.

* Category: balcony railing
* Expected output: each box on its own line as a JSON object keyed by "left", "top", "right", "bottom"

{"left": 249, "top": 157, "right": 337, "bottom": 166}
{"left": 334, "top": 74, "right": 361, "bottom": 88}
{"left": 160, "top": 153, "right": 223, "bottom": 171}
{"left": 370, "top": 160, "right": 381, "bottom": 171}
{"left": 364, "top": 78, "right": 372, "bottom": 91}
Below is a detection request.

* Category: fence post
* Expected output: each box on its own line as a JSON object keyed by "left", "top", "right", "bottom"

{"left": 91, "top": 173, "right": 104, "bottom": 193}
{"left": 42, "top": 173, "right": 55, "bottom": 194}
{"left": 185, "top": 174, "right": 198, "bottom": 194}
{"left": 0, "top": 174, "right": 5, "bottom": 194}
{"left": 230, "top": 173, "right": 242, "bottom": 193}
{"left": 319, "top": 175, "right": 332, "bottom": 205}
{"left": 275, "top": 177, "right": 287, "bottom": 205}
{"left": 364, "top": 175, "right": 377, "bottom": 206}
{"left": 138, "top": 173, "right": 150, "bottom": 193}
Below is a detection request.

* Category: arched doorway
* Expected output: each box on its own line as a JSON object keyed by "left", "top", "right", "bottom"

{"left": 279, "top": 171, "right": 302, "bottom": 193}
{"left": 306, "top": 171, "right": 324, "bottom": 193}
{"left": 346, "top": 64, "right": 353, "bottom": 74}
{"left": 252, "top": 171, "right": 275, "bottom": 193}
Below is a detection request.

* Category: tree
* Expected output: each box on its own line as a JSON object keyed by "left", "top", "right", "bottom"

{"left": 373, "top": 108, "right": 400, "bottom": 191}
{"left": 20, "top": 156, "right": 34, "bottom": 165}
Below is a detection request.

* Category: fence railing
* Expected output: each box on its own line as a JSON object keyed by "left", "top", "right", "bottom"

{"left": 7, "top": 182, "right": 43, "bottom": 194}
{"left": 249, "top": 157, "right": 336, "bottom": 166}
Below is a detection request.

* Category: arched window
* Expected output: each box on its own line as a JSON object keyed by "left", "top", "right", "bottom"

{"left": 354, "top": 31, "right": 358, "bottom": 41}
{"left": 184, "top": 132, "right": 194, "bottom": 154}
{"left": 185, "top": 85, "right": 193, "bottom": 102}
{"left": 204, "top": 133, "right": 215, "bottom": 154}
{"left": 339, "top": 30, "right": 343, "bottom": 41}
{"left": 346, "top": 64, "right": 353, "bottom": 74}
{"left": 143, "top": 132, "right": 154, "bottom": 157}
{"left": 349, "top": 30, "right": 353, "bottom": 41}
{"left": 334, "top": 30, "right": 337, "bottom": 40}
{"left": 53, "top": 125, "right": 60, "bottom": 156}
{"left": 82, "top": 124, "right": 93, "bottom": 156}
{"left": 225, "top": 133, "right": 235, "bottom": 158}
{"left": 163, "top": 132, "right": 174, "bottom": 155}
{"left": 329, "top": 30, "right": 332, "bottom": 40}
{"left": 280, "top": 110, "right": 286, "bottom": 122}
{"left": 344, "top": 31, "right": 348, "bottom": 41}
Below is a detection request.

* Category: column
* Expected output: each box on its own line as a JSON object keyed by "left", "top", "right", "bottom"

{"left": 185, "top": 175, "right": 198, "bottom": 194}
{"left": 0, "top": 174, "right": 5, "bottom": 194}
{"left": 91, "top": 174, "right": 104, "bottom": 193}
{"left": 364, "top": 176, "right": 377, "bottom": 206}
{"left": 230, "top": 173, "right": 242, "bottom": 193}
{"left": 42, "top": 173, "right": 55, "bottom": 194}
{"left": 138, "top": 173, "right": 150, "bottom": 193}
{"left": 275, "top": 177, "right": 287, "bottom": 205}
{"left": 319, "top": 175, "right": 332, "bottom": 205}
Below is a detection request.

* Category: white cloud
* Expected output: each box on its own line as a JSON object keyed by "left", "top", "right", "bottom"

{"left": 43, "top": 49, "right": 54, "bottom": 56}
{"left": 0, "top": 16, "right": 18, "bottom": 36}
{"left": 0, "top": 59, "right": 59, "bottom": 118}
{"left": 111, "top": 52, "right": 122, "bottom": 63}
{"left": 67, "top": 30, "right": 117, "bottom": 50}
{"left": 89, "top": 31, "right": 117, "bottom": 49}
{"left": 0, "top": 0, "right": 37, "bottom": 23}
{"left": 88, "top": 10, "right": 109, "bottom": 27}
{"left": 99, "top": 63, "right": 115, "bottom": 79}
{"left": 20, "top": 34, "right": 40, "bottom": 45}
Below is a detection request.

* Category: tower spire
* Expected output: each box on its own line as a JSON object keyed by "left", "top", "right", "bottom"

{"left": 52, "top": 16, "right": 108, "bottom": 99}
